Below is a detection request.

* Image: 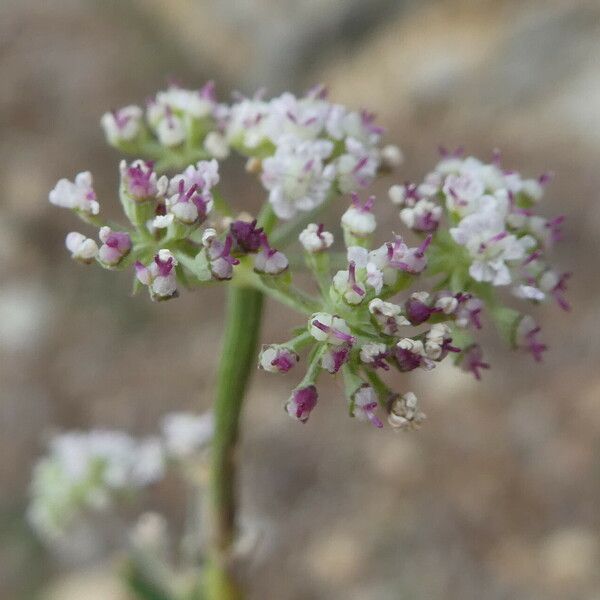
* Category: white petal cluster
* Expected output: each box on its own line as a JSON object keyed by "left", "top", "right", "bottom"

{"left": 261, "top": 137, "right": 336, "bottom": 219}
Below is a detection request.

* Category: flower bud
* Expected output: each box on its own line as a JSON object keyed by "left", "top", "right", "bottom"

{"left": 388, "top": 392, "right": 425, "bottom": 431}
{"left": 299, "top": 223, "right": 334, "bottom": 252}
{"left": 65, "top": 232, "right": 98, "bottom": 263}
{"left": 286, "top": 385, "right": 318, "bottom": 423}
{"left": 49, "top": 172, "right": 99, "bottom": 215}
{"left": 98, "top": 227, "right": 131, "bottom": 266}
{"left": 259, "top": 345, "right": 299, "bottom": 373}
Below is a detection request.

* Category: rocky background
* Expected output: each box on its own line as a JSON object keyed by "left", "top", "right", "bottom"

{"left": 1, "top": 0, "right": 599, "bottom": 598}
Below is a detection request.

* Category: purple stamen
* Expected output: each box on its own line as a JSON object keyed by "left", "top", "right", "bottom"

{"left": 348, "top": 261, "right": 365, "bottom": 297}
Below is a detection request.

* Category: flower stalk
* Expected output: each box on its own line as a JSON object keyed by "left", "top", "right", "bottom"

{"left": 206, "top": 284, "right": 264, "bottom": 599}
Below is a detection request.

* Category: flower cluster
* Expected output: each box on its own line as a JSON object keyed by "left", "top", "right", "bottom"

{"left": 49, "top": 81, "right": 569, "bottom": 432}
{"left": 28, "top": 412, "right": 213, "bottom": 539}
{"left": 101, "top": 83, "right": 399, "bottom": 220}
{"left": 389, "top": 149, "right": 569, "bottom": 363}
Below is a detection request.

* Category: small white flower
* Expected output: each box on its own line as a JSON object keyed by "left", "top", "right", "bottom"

{"left": 341, "top": 195, "right": 376, "bottom": 237}
{"left": 309, "top": 312, "right": 353, "bottom": 346}
{"left": 359, "top": 342, "right": 387, "bottom": 364}
{"left": 379, "top": 144, "right": 403, "bottom": 169}
{"left": 161, "top": 412, "right": 214, "bottom": 459}
{"left": 299, "top": 223, "right": 334, "bottom": 252}
{"left": 335, "top": 137, "right": 379, "bottom": 193}
{"left": 49, "top": 171, "right": 99, "bottom": 215}
{"left": 261, "top": 137, "right": 335, "bottom": 219}
{"left": 204, "top": 131, "right": 230, "bottom": 159}
{"left": 155, "top": 114, "right": 186, "bottom": 147}
{"left": 65, "top": 232, "right": 98, "bottom": 263}
{"left": 100, "top": 106, "right": 143, "bottom": 145}
{"left": 388, "top": 392, "right": 425, "bottom": 431}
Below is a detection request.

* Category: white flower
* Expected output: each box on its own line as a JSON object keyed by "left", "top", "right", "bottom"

{"left": 135, "top": 249, "right": 178, "bottom": 300}
{"left": 341, "top": 195, "right": 376, "bottom": 237}
{"left": 442, "top": 172, "right": 485, "bottom": 217}
{"left": 388, "top": 392, "right": 425, "bottom": 431}
{"left": 168, "top": 159, "right": 220, "bottom": 195}
{"left": 335, "top": 137, "right": 379, "bottom": 193}
{"left": 101, "top": 106, "right": 143, "bottom": 145}
{"left": 368, "top": 298, "right": 410, "bottom": 335}
{"left": 155, "top": 113, "right": 186, "bottom": 147}
{"left": 450, "top": 206, "right": 528, "bottom": 286}
{"left": 299, "top": 223, "right": 334, "bottom": 252}
{"left": 261, "top": 137, "right": 335, "bottom": 219}
{"left": 347, "top": 246, "right": 383, "bottom": 293}
{"left": 359, "top": 342, "right": 387, "bottom": 364}
{"left": 155, "top": 86, "right": 214, "bottom": 119}
{"left": 309, "top": 312, "right": 353, "bottom": 345}
{"left": 49, "top": 171, "right": 99, "bottom": 215}
{"left": 204, "top": 131, "right": 230, "bottom": 159}
{"left": 264, "top": 92, "right": 330, "bottom": 143}
{"left": 379, "top": 144, "right": 403, "bottom": 169}
{"left": 65, "top": 232, "right": 98, "bottom": 263}
{"left": 225, "top": 97, "right": 271, "bottom": 148}
{"left": 161, "top": 412, "right": 214, "bottom": 459}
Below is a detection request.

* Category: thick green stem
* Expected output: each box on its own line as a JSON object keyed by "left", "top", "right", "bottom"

{"left": 206, "top": 285, "right": 264, "bottom": 599}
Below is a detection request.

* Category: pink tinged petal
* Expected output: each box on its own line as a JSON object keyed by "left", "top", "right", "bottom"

{"left": 134, "top": 261, "right": 152, "bottom": 285}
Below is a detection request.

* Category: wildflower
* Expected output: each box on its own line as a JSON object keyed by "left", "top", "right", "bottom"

{"left": 335, "top": 137, "right": 379, "bottom": 193}
{"left": 135, "top": 249, "right": 178, "bottom": 300}
{"left": 259, "top": 344, "right": 299, "bottom": 373}
{"left": 65, "top": 232, "right": 98, "bottom": 263}
{"left": 309, "top": 313, "right": 355, "bottom": 346}
{"left": 101, "top": 105, "right": 143, "bottom": 145}
{"left": 351, "top": 385, "right": 383, "bottom": 428}
{"left": 341, "top": 193, "right": 376, "bottom": 237}
{"left": 200, "top": 231, "right": 240, "bottom": 280}
{"left": 230, "top": 219, "right": 264, "bottom": 253}
{"left": 368, "top": 298, "right": 410, "bottom": 335}
{"left": 168, "top": 159, "right": 220, "bottom": 195}
{"left": 320, "top": 345, "right": 350, "bottom": 374}
{"left": 450, "top": 206, "right": 532, "bottom": 285}
{"left": 28, "top": 430, "right": 164, "bottom": 539}
{"left": 404, "top": 292, "right": 436, "bottom": 325}
{"left": 332, "top": 260, "right": 366, "bottom": 305}
{"left": 387, "top": 392, "right": 425, "bottom": 430}
{"left": 161, "top": 412, "right": 214, "bottom": 459}
{"left": 204, "top": 131, "right": 230, "bottom": 159}
{"left": 369, "top": 235, "right": 430, "bottom": 282}
{"left": 157, "top": 179, "right": 213, "bottom": 227}
{"left": 286, "top": 385, "right": 318, "bottom": 423}
{"left": 394, "top": 338, "right": 435, "bottom": 372}
{"left": 359, "top": 342, "right": 389, "bottom": 370}
{"left": 261, "top": 136, "right": 335, "bottom": 219}
{"left": 254, "top": 235, "right": 288, "bottom": 275}
{"left": 299, "top": 223, "right": 334, "bottom": 253}
{"left": 49, "top": 171, "right": 99, "bottom": 215}
{"left": 120, "top": 160, "right": 167, "bottom": 202}
{"left": 379, "top": 144, "right": 403, "bottom": 170}
{"left": 98, "top": 227, "right": 131, "bottom": 266}
{"left": 347, "top": 246, "right": 384, "bottom": 293}
{"left": 459, "top": 344, "right": 490, "bottom": 380}
{"left": 515, "top": 315, "right": 547, "bottom": 362}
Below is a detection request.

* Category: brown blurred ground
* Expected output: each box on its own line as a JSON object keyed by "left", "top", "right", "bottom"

{"left": 1, "top": 1, "right": 599, "bottom": 599}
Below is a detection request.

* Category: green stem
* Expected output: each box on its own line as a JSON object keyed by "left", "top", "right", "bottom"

{"left": 206, "top": 285, "right": 264, "bottom": 600}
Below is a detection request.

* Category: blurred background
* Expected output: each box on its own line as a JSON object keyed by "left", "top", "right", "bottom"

{"left": 1, "top": 0, "right": 599, "bottom": 598}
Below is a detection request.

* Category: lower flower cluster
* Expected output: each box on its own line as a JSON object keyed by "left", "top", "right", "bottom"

{"left": 28, "top": 413, "right": 213, "bottom": 539}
